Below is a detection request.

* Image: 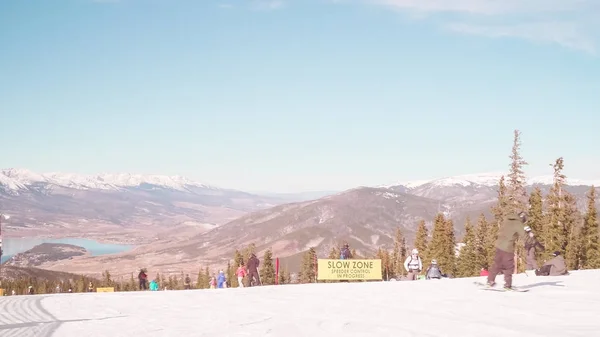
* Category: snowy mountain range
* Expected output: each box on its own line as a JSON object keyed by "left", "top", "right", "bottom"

{"left": 0, "top": 168, "right": 218, "bottom": 194}
{"left": 386, "top": 172, "right": 600, "bottom": 189}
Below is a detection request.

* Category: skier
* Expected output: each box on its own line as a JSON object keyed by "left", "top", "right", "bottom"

{"left": 217, "top": 270, "right": 226, "bottom": 288}
{"left": 138, "top": 269, "right": 148, "bottom": 290}
{"left": 425, "top": 259, "right": 445, "bottom": 279}
{"left": 486, "top": 211, "right": 527, "bottom": 290}
{"left": 524, "top": 226, "right": 545, "bottom": 275}
{"left": 247, "top": 253, "right": 261, "bottom": 286}
{"left": 340, "top": 243, "right": 352, "bottom": 260}
{"left": 184, "top": 274, "right": 192, "bottom": 290}
{"left": 403, "top": 248, "right": 422, "bottom": 280}
{"left": 236, "top": 263, "right": 247, "bottom": 287}
{"left": 535, "top": 251, "right": 569, "bottom": 276}
{"left": 149, "top": 279, "right": 159, "bottom": 291}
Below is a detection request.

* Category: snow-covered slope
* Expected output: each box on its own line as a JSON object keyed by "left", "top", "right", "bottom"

{"left": 0, "top": 168, "right": 218, "bottom": 193}
{"left": 1, "top": 270, "right": 597, "bottom": 336}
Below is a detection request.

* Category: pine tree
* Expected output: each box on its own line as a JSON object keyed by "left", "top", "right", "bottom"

{"left": 278, "top": 267, "right": 288, "bottom": 284}
{"left": 233, "top": 249, "right": 244, "bottom": 267}
{"left": 226, "top": 260, "right": 236, "bottom": 288}
{"left": 298, "top": 248, "right": 317, "bottom": 283}
{"left": 580, "top": 186, "right": 600, "bottom": 269}
{"left": 488, "top": 176, "right": 508, "bottom": 268}
{"left": 414, "top": 219, "right": 429, "bottom": 262}
{"left": 204, "top": 267, "right": 210, "bottom": 288}
{"left": 198, "top": 268, "right": 204, "bottom": 289}
{"left": 544, "top": 157, "right": 569, "bottom": 257}
{"left": 392, "top": 228, "right": 407, "bottom": 278}
{"left": 506, "top": 129, "right": 529, "bottom": 213}
{"left": 102, "top": 270, "right": 113, "bottom": 287}
{"left": 243, "top": 243, "right": 257, "bottom": 263}
{"left": 129, "top": 273, "right": 136, "bottom": 291}
{"left": 474, "top": 214, "right": 490, "bottom": 270}
{"left": 456, "top": 217, "right": 478, "bottom": 277}
{"left": 328, "top": 246, "right": 340, "bottom": 259}
{"left": 528, "top": 187, "right": 544, "bottom": 233}
{"left": 426, "top": 214, "right": 453, "bottom": 274}
{"left": 563, "top": 192, "right": 581, "bottom": 269}
{"left": 260, "top": 249, "right": 276, "bottom": 285}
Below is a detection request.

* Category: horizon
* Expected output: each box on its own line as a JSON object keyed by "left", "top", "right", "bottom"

{"left": 1, "top": 0, "right": 599, "bottom": 193}
{"left": 2, "top": 166, "right": 599, "bottom": 194}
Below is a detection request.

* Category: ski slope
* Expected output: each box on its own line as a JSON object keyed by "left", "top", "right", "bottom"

{"left": 1, "top": 270, "right": 599, "bottom": 337}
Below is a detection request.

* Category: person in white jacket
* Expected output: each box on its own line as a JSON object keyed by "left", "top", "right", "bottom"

{"left": 404, "top": 248, "right": 422, "bottom": 280}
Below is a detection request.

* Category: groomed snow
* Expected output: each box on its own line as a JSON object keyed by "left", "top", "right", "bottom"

{"left": 1, "top": 270, "right": 599, "bottom": 336}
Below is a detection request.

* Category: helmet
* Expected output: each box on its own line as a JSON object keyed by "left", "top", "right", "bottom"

{"left": 518, "top": 211, "right": 527, "bottom": 223}
{"left": 431, "top": 259, "right": 437, "bottom": 264}
{"left": 524, "top": 226, "right": 531, "bottom": 232}
{"left": 411, "top": 248, "right": 418, "bottom": 255}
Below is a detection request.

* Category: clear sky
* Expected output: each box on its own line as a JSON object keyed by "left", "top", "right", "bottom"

{"left": 1, "top": 0, "right": 599, "bottom": 193}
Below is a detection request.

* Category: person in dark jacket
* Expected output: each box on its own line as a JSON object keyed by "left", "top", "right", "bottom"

{"left": 486, "top": 211, "right": 527, "bottom": 290}
{"left": 184, "top": 274, "right": 192, "bottom": 289}
{"left": 425, "top": 259, "right": 445, "bottom": 279}
{"left": 138, "top": 269, "right": 148, "bottom": 290}
{"left": 340, "top": 244, "right": 352, "bottom": 260}
{"left": 536, "top": 251, "right": 569, "bottom": 276}
{"left": 524, "top": 226, "right": 545, "bottom": 274}
{"left": 247, "top": 253, "right": 261, "bottom": 286}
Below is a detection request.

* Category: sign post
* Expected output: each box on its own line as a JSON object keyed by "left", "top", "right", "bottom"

{"left": 317, "top": 259, "right": 383, "bottom": 281}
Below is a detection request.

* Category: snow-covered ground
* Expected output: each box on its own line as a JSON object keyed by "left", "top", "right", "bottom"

{"left": 1, "top": 270, "right": 599, "bottom": 337}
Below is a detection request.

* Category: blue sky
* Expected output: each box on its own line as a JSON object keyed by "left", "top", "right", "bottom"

{"left": 1, "top": 0, "right": 599, "bottom": 193}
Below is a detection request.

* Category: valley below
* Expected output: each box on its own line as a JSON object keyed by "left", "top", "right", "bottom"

{"left": 1, "top": 168, "right": 599, "bottom": 279}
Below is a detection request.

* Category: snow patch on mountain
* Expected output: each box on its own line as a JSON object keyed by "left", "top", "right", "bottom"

{"left": 1, "top": 168, "right": 219, "bottom": 192}
{"left": 385, "top": 172, "right": 600, "bottom": 189}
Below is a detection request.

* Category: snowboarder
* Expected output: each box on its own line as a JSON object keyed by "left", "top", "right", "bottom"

{"left": 247, "top": 253, "right": 261, "bottom": 286}
{"left": 404, "top": 248, "right": 422, "bottom": 280}
{"left": 486, "top": 211, "right": 527, "bottom": 290}
{"left": 536, "top": 251, "right": 569, "bottom": 276}
{"left": 524, "top": 226, "right": 545, "bottom": 275}
{"left": 340, "top": 243, "right": 352, "bottom": 260}
{"left": 426, "top": 259, "right": 445, "bottom": 279}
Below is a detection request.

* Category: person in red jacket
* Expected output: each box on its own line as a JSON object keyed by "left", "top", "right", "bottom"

{"left": 480, "top": 268, "right": 489, "bottom": 276}
{"left": 236, "top": 263, "right": 247, "bottom": 288}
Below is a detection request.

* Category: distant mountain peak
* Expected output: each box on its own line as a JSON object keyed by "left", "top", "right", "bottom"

{"left": 385, "top": 172, "right": 600, "bottom": 189}
{"left": 0, "top": 168, "right": 219, "bottom": 193}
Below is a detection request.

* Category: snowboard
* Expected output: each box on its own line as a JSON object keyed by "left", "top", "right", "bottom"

{"left": 473, "top": 281, "right": 529, "bottom": 292}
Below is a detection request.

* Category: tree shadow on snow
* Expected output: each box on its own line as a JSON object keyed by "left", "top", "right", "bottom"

{"left": 519, "top": 281, "right": 565, "bottom": 289}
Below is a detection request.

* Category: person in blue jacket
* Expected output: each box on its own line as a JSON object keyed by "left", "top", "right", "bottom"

{"left": 149, "top": 279, "right": 159, "bottom": 291}
{"left": 217, "top": 270, "right": 226, "bottom": 288}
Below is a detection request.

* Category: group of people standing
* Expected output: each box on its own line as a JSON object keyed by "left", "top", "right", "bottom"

{"left": 133, "top": 253, "right": 263, "bottom": 291}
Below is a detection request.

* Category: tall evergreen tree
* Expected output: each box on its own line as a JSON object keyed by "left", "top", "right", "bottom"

{"left": 196, "top": 268, "right": 205, "bottom": 289}
{"left": 506, "top": 129, "right": 529, "bottom": 213}
{"left": 488, "top": 176, "right": 508, "bottom": 267}
{"left": 474, "top": 213, "right": 490, "bottom": 270}
{"left": 526, "top": 187, "right": 545, "bottom": 266}
{"left": 580, "top": 186, "right": 600, "bottom": 269}
{"left": 543, "top": 157, "right": 569, "bottom": 257}
{"left": 328, "top": 246, "right": 340, "bottom": 259}
{"left": 563, "top": 192, "right": 581, "bottom": 269}
{"left": 456, "top": 217, "right": 478, "bottom": 277}
{"left": 260, "top": 249, "right": 276, "bottom": 285}
{"left": 414, "top": 219, "right": 429, "bottom": 261}
{"left": 298, "top": 248, "right": 317, "bottom": 283}
{"left": 392, "top": 228, "right": 408, "bottom": 278}
{"left": 426, "top": 214, "right": 454, "bottom": 274}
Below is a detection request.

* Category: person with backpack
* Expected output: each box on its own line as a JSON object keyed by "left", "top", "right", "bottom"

{"left": 403, "top": 248, "right": 422, "bottom": 280}
{"left": 340, "top": 243, "right": 352, "bottom": 260}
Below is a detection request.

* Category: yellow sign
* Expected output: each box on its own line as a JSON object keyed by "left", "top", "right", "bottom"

{"left": 0, "top": 288, "right": 4, "bottom": 296}
{"left": 95, "top": 287, "right": 115, "bottom": 293}
{"left": 317, "top": 259, "right": 382, "bottom": 280}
